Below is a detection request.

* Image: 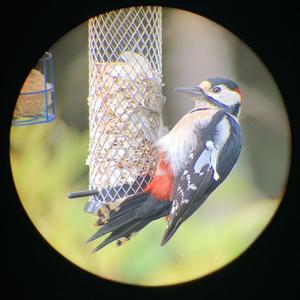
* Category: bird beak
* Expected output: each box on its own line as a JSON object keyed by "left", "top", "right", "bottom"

{"left": 175, "top": 86, "right": 207, "bottom": 100}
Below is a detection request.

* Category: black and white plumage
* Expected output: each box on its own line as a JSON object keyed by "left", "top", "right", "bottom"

{"left": 87, "top": 78, "right": 243, "bottom": 251}
{"left": 161, "top": 108, "right": 242, "bottom": 245}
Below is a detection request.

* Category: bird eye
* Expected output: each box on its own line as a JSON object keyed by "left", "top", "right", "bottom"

{"left": 213, "top": 86, "right": 221, "bottom": 93}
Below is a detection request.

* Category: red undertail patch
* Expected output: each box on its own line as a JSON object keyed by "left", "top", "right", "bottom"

{"left": 144, "top": 152, "right": 173, "bottom": 201}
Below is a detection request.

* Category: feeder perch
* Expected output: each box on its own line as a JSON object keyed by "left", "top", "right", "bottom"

{"left": 12, "top": 52, "right": 56, "bottom": 126}
{"left": 82, "top": 6, "right": 166, "bottom": 213}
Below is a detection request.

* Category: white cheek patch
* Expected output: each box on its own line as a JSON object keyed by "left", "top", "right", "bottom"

{"left": 207, "top": 90, "right": 241, "bottom": 107}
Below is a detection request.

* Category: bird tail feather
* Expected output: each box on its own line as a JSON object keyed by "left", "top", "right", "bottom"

{"left": 87, "top": 192, "right": 172, "bottom": 252}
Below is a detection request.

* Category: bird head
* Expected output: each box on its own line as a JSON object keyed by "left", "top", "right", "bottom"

{"left": 175, "top": 78, "right": 242, "bottom": 118}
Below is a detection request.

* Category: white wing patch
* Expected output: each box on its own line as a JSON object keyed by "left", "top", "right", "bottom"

{"left": 194, "top": 116, "right": 231, "bottom": 181}
{"left": 194, "top": 140, "right": 220, "bottom": 179}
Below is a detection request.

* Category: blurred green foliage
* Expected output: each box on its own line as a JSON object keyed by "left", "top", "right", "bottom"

{"left": 10, "top": 121, "right": 281, "bottom": 286}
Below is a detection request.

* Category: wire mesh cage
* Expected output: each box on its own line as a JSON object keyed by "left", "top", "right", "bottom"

{"left": 12, "top": 52, "right": 56, "bottom": 126}
{"left": 85, "top": 6, "right": 165, "bottom": 213}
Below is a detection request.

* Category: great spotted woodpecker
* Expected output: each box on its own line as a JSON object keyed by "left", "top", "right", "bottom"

{"left": 87, "top": 78, "right": 243, "bottom": 252}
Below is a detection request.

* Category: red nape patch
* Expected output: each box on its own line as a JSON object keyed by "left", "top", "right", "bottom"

{"left": 235, "top": 87, "right": 243, "bottom": 100}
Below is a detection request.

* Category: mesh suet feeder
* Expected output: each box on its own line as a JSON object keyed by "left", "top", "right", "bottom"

{"left": 68, "top": 6, "right": 167, "bottom": 213}
{"left": 12, "top": 52, "right": 56, "bottom": 126}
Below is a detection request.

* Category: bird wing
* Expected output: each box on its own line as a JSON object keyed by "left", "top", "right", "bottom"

{"left": 161, "top": 113, "right": 242, "bottom": 245}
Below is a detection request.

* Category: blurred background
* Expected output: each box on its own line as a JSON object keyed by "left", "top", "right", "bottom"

{"left": 9, "top": 8, "right": 290, "bottom": 286}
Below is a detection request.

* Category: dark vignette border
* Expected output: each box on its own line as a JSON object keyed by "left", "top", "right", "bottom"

{"left": 0, "top": 0, "right": 298, "bottom": 298}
